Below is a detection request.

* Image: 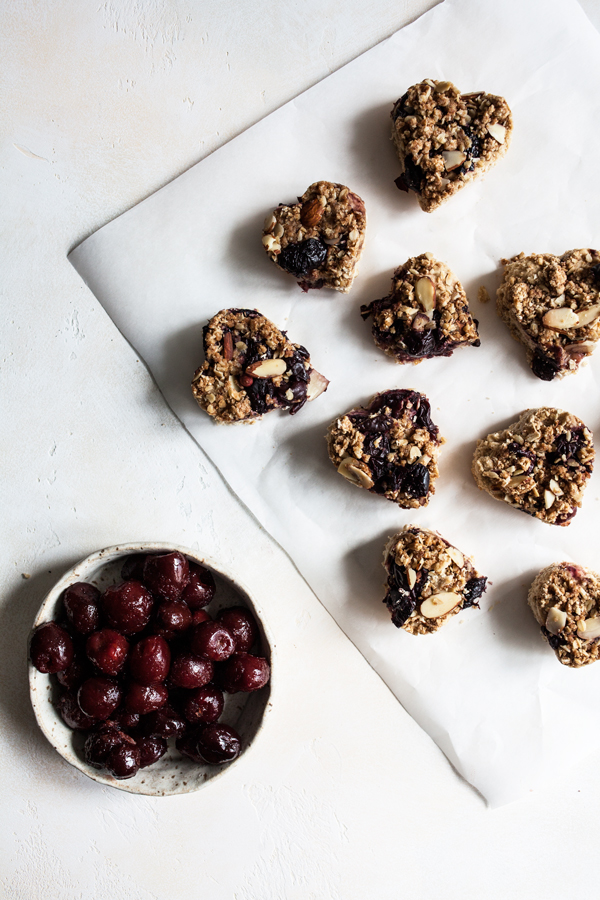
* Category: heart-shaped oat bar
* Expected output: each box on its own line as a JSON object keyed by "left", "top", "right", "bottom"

{"left": 391, "top": 79, "right": 512, "bottom": 212}
{"left": 191, "top": 308, "right": 328, "bottom": 423}
{"left": 497, "top": 249, "right": 600, "bottom": 380}
{"left": 262, "top": 180, "right": 366, "bottom": 293}
{"left": 472, "top": 408, "right": 594, "bottom": 526}
{"left": 528, "top": 562, "right": 600, "bottom": 668}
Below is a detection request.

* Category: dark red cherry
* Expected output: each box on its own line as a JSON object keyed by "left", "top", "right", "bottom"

{"left": 121, "top": 554, "right": 147, "bottom": 582}
{"left": 139, "top": 705, "right": 186, "bottom": 739}
{"left": 86, "top": 629, "right": 129, "bottom": 675}
{"left": 137, "top": 735, "right": 168, "bottom": 768}
{"left": 182, "top": 685, "right": 224, "bottom": 725}
{"left": 153, "top": 600, "right": 192, "bottom": 638}
{"left": 220, "top": 653, "right": 270, "bottom": 693}
{"left": 30, "top": 622, "right": 74, "bottom": 674}
{"left": 190, "top": 621, "right": 235, "bottom": 662}
{"left": 84, "top": 726, "right": 125, "bottom": 768}
{"left": 77, "top": 676, "right": 122, "bottom": 719}
{"left": 176, "top": 729, "right": 204, "bottom": 763}
{"left": 196, "top": 724, "right": 241, "bottom": 764}
{"left": 216, "top": 607, "right": 259, "bottom": 653}
{"left": 143, "top": 552, "right": 190, "bottom": 602}
{"left": 129, "top": 636, "right": 170, "bottom": 685}
{"left": 109, "top": 708, "right": 140, "bottom": 733}
{"left": 124, "top": 682, "right": 168, "bottom": 715}
{"left": 168, "top": 652, "right": 214, "bottom": 689}
{"left": 191, "top": 609, "right": 212, "bottom": 627}
{"left": 56, "top": 691, "right": 98, "bottom": 730}
{"left": 63, "top": 582, "right": 101, "bottom": 635}
{"left": 56, "top": 647, "right": 91, "bottom": 691}
{"left": 181, "top": 563, "right": 215, "bottom": 609}
{"left": 102, "top": 581, "right": 153, "bottom": 635}
{"left": 106, "top": 741, "right": 141, "bottom": 779}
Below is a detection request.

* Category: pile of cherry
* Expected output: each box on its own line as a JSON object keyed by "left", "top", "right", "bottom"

{"left": 29, "top": 551, "right": 270, "bottom": 780}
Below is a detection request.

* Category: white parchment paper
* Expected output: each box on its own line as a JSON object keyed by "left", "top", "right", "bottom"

{"left": 70, "top": 0, "right": 600, "bottom": 805}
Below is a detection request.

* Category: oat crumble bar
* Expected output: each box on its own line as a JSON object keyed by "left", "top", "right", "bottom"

{"left": 472, "top": 408, "right": 594, "bottom": 526}
{"left": 391, "top": 78, "right": 513, "bottom": 212}
{"left": 528, "top": 562, "right": 600, "bottom": 668}
{"left": 326, "top": 389, "right": 444, "bottom": 508}
{"left": 496, "top": 249, "right": 600, "bottom": 380}
{"left": 360, "top": 253, "right": 480, "bottom": 363}
{"left": 191, "top": 308, "right": 328, "bottom": 423}
{"left": 382, "top": 526, "right": 487, "bottom": 634}
{"left": 261, "top": 180, "right": 366, "bottom": 293}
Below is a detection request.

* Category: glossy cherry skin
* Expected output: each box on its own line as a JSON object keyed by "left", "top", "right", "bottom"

{"left": 77, "top": 676, "right": 122, "bottom": 719}
{"left": 196, "top": 724, "right": 241, "bottom": 764}
{"left": 139, "top": 705, "right": 186, "bottom": 739}
{"left": 191, "top": 609, "right": 212, "bottom": 627}
{"left": 124, "top": 682, "right": 168, "bottom": 715}
{"left": 102, "top": 581, "right": 153, "bottom": 635}
{"left": 168, "top": 652, "right": 214, "bottom": 690}
{"left": 84, "top": 726, "right": 126, "bottom": 768}
{"left": 109, "top": 708, "right": 140, "bottom": 733}
{"left": 182, "top": 685, "right": 224, "bottom": 725}
{"left": 106, "top": 741, "right": 141, "bottom": 779}
{"left": 181, "top": 562, "right": 215, "bottom": 610}
{"left": 129, "top": 636, "right": 170, "bottom": 685}
{"left": 63, "top": 582, "right": 101, "bottom": 635}
{"left": 216, "top": 607, "right": 259, "bottom": 653}
{"left": 137, "top": 735, "right": 167, "bottom": 768}
{"left": 56, "top": 691, "right": 98, "bottom": 731}
{"left": 143, "top": 552, "right": 190, "bottom": 602}
{"left": 86, "top": 629, "right": 129, "bottom": 675}
{"left": 152, "top": 600, "right": 192, "bottom": 639}
{"left": 30, "top": 622, "right": 74, "bottom": 674}
{"left": 220, "top": 653, "right": 270, "bottom": 693}
{"left": 56, "top": 647, "right": 91, "bottom": 691}
{"left": 176, "top": 730, "right": 205, "bottom": 763}
{"left": 190, "top": 621, "right": 235, "bottom": 662}
{"left": 121, "top": 554, "right": 147, "bottom": 582}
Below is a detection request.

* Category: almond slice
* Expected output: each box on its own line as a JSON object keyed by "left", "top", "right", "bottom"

{"left": 337, "top": 458, "right": 374, "bottom": 490}
{"left": 546, "top": 606, "right": 567, "bottom": 635}
{"left": 415, "top": 276, "right": 437, "bottom": 312}
{"left": 420, "top": 592, "right": 462, "bottom": 619}
{"left": 542, "top": 307, "right": 580, "bottom": 330}
{"left": 575, "top": 304, "right": 600, "bottom": 327}
{"left": 566, "top": 341, "right": 595, "bottom": 357}
{"left": 487, "top": 123, "right": 506, "bottom": 144}
{"left": 544, "top": 489, "right": 555, "bottom": 509}
{"left": 306, "top": 369, "right": 329, "bottom": 401}
{"left": 407, "top": 568, "right": 417, "bottom": 589}
{"left": 246, "top": 358, "right": 287, "bottom": 378}
{"left": 576, "top": 617, "right": 600, "bottom": 640}
{"left": 446, "top": 546, "right": 464, "bottom": 568}
{"left": 441, "top": 150, "right": 466, "bottom": 172}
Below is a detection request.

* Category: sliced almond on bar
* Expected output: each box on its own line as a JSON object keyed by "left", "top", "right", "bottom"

{"left": 487, "top": 123, "right": 506, "bottom": 144}
{"left": 415, "top": 276, "right": 436, "bottom": 311}
{"left": 575, "top": 304, "right": 600, "bottom": 327}
{"left": 306, "top": 369, "right": 329, "bottom": 401}
{"left": 337, "top": 458, "right": 374, "bottom": 490}
{"left": 542, "top": 307, "right": 579, "bottom": 330}
{"left": 420, "top": 591, "right": 462, "bottom": 619}
{"left": 576, "top": 617, "right": 600, "bottom": 640}
{"left": 441, "top": 150, "right": 466, "bottom": 172}
{"left": 246, "top": 358, "right": 287, "bottom": 378}
{"left": 545, "top": 606, "right": 567, "bottom": 635}
{"left": 446, "top": 546, "right": 464, "bottom": 568}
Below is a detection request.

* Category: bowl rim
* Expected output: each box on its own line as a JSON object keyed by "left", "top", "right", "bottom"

{"left": 28, "top": 541, "right": 275, "bottom": 796}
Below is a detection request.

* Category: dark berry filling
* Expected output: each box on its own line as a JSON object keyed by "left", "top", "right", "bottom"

{"left": 462, "top": 576, "right": 488, "bottom": 609}
{"left": 531, "top": 348, "right": 560, "bottom": 381}
{"left": 278, "top": 238, "right": 328, "bottom": 278}
{"left": 384, "top": 561, "right": 429, "bottom": 628}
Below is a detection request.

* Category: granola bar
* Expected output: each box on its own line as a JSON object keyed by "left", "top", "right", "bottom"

{"left": 382, "top": 526, "right": 487, "bottom": 635}
{"left": 472, "top": 408, "right": 594, "bottom": 526}
{"left": 360, "top": 252, "right": 480, "bottom": 364}
{"left": 261, "top": 180, "right": 366, "bottom": 293}
{"left": 528, "top": 562, "right": 600, "bottom": 668}
{"left": 391, "top": 78, "right": 513, "bottom": 212}
{"left": 326, "top": 389, "right": 444, "bottom": 508}
{"left": 496, "top": 249, "right": 600, "bottom": 380}
{"left": 191, "top": 308, "right": 328, "bottom": 423}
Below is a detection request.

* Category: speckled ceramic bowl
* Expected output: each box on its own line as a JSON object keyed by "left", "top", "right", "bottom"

{"left": 29, "top": 542, "right": 274, "bottom": 795}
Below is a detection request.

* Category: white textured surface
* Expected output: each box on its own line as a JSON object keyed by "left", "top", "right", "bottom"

{"left": 3, "top": 1, "right": 600, "bottom": 897}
